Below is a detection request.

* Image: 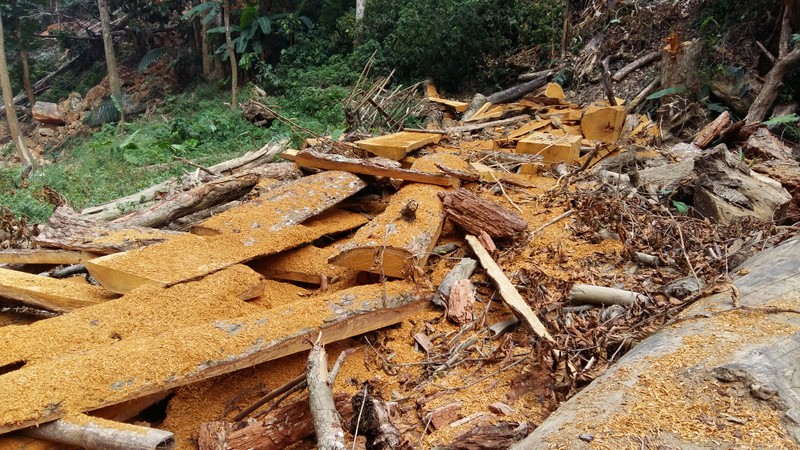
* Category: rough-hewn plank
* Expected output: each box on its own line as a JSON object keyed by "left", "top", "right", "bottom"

{"left": 0, "top": 267, "right": 117, "bottom": 313}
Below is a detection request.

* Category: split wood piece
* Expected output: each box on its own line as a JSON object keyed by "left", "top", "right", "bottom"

{"left": 354, "top": 131, "right": 442, "bottom": 160}
{"left": 469, "top": 162, "right": 542, "bottom": 188}
{"left": 580, "top": 104, "right": 627, "bottom": 143}
{"left": 249, "top": 245, "right": 358, "bottom": 287}
{"left": 569, "top": 284, "right": 645, "bottom": 306}
{"left": 110, "top": 172, "right": 261, "bottom": 228}
{"left": 0, "top": 267, "right": 118, "bottom": 313}
{"left": 307, "top": 336, "right": 346, "bottom": 450}
{"left": 446, "top": 115, "right": 531, "bottom": 134}
{"left": 0, "top": 249, "right": 100, "bottom": 265}
{"left": 80, "top": 142, "right": 293, "bottom": 221}
{"left": 329, "top": 184, "right": 444, "bottom": 279}
{"left": 202, "top": 395, "right": 352, "bottom": 450}
{"left": 423, "top": 402, "right": 462, "bottom": 430}
{"left": 34, "top": 206, "right": 186, "bottom": 254}
{"left": 349, "top": 390, "right": 402, "bottom": 449}
{"left": 486, "top": 76, "right": 549, "bottom": 105}
{"left": 0, "top": 265, "right": 266, "bottom": 367}
{"left": 448, "top": 279, "right": 476, "bottom": 325}
{"left": 692, "top": 111, "right": 731, "bottom": 148}
{"left": 21, "top": 415, "right": 174, "bottom": 450}
{"left": 465, "top": 104, "right": 527, "bottom": 123}
{"left": 86, "top": 175, "right": 367, "bottom": 294}
{"left": 461, "top": 93, "right": 488, "bottom": 122}
{"left": 432, "top": 258, "right": 478, "bottom": 307}
{"left": 543, "top": 82, "right": 565, "bottom": 99}
{"left": 429, "top": 97, "right": 469, "bottom": 113}
{"left": 440, "top": 188, "right": 528, "bottom": 238}
{"left": 505, "top": 119, "right": 551, "bottom": 140}
{"left": 612, "top": 51, "right": 660, "bottom": 82}
{"left": 281, "top": 149, "right": 459, "bottom": 187}
{"left": 191, "top": 171, "right": 366, "bottom": 236}
{"left": 0, "top": 281, "right": 430, "bottom": 433}
{"left": 465, "top": 234, "right": 554, "bottom": 343}
{"left": 516, "top": 133, "right": 582, "bottom": 163}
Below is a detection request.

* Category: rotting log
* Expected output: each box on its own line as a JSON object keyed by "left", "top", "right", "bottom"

{"left": 447, "top": 279, "right": 476, "bottom": 325}
{"left": 510, "top": 236, "right": 800, "bottom": 449}
{"left": 348, "top": 390, "right": 402, "bottom": 450}
{"left": 0, "top": 249, "right": 101, "bottom": 265}
{"left": 685, "top": 144, "right": 791, "bottom": 224}
{"left": 0, "top": 281, "right": 431, "bottom": 433}
{"left": 85, "top": 172, "right": 367, "bottom": 293}
{"left": 111, "top": 172, "right": 261, "bottom": 228}
{"left": 486, "top": 76, "right": 549, "bottom": 104}
{"left": 0, "top": 265, "right": 265, "bottom": 367}
{"left": 35, "top": 206, "right": 186, "bottom": 254}
{"left": 80, "top": 142, "right": 294, "bottom": 221}
{"left": 440, "top": 188, "right": 528, "bottom": 239}
{"left": 465, "top": 235, "right": 554, "bottom": 343}
{"left": 282, "top": 149, "right": 459, "bottom": 187}
{"left": 21, "top": 415, "right": 174, "bottom": 450}
{"left": 0, "top": 267, "right": 117, "bottom": 313}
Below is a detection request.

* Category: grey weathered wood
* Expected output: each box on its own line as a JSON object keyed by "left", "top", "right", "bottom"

{"left": 432, "top": 258, "right": 478, "bottom": 307}
{"left": 22, "top": 415, "right": 174, "bottom": 450}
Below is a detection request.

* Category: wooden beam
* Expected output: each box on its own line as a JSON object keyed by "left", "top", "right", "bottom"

{"left": 516, "top": 133, "right": 582, "bottom": 163}
{"left": 465, "top": 235, "right": 554, "bottom": 342}
{"left": 355, "top": 131, "right": 441, "bottom": 160}
{"left": 0, "top": 267, "right": 117, "bottom": 313}
{"left": 0, "top": 249, "right": 101, "bottom": 265}
{"left": 85, "top": 172, "right": 367, "bottom": 294}
{"left": 0, "top": 282, "right": 431, "bottom": 433}
{"left": 428, "top": 97, "right": 469, "bottom": 113}
{"left": 281, "top": 149, "right": 459, "bottom": 187}
{"left": 0, "top": 265, "right": 266, "bottom": 368}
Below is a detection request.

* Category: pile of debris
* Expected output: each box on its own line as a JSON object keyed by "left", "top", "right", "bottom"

{"left": 1, "top": 78, "right": 799, "bottom": 449}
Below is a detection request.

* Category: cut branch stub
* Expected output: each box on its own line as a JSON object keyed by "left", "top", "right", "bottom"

{"left": 439, "top": 188, "right": 528, "bottom": 239}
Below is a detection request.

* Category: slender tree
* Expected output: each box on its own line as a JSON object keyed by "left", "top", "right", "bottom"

{"left": 0, "top": 8, "right": 36, "bottom": 168}
{"left": 222, "top": 0, "right": 237, "bottom": 109}
{"left": 97, "top": 0, "right": 124, "bottom": 121}
{"left": 10, "top": 0, "right": 34, "bottom": 107}
{"left": 354, "top": 0, "right": 365, "bottom": 46}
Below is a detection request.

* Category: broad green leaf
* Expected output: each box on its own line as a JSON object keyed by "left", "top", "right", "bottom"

{"left": 672, "top": 200, "right": 689, "bottom": 215}
{"left": 182, "top": 2, "right": 218, "bottom": 20}
{"left": 646, "top": 86, "right": 687, "bottom": 100}
{"left": 762, "top": 113, "right": 800, "bottom": 126}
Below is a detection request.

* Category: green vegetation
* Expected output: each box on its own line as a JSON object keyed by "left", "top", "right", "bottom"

{"left": 1, "top": 85, "right": 278, "bottom": 223}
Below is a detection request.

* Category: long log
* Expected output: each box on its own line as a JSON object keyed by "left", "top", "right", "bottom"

{"left": 486, "top": 77, "right": 549, "bottom": 105}
{"left": 282, "top": 149, "right": 459, "bottom": 187}
{"left": 307, "top": 337, "right": 346, "bottom": 449}
{"left": 85, "top": 172, "right": 367, "bottom": 293}
{"left": 0, "top": 56, "right": 79, "bottom": 114}
{"left": 80, "top": 142, "right": 295, "bottom": 221}
{"left": 0, "top": 282, "right": 431, "bottom": 433}
{"left": 0, "top": 267, "right": 117, "bottom": 313}
{"left": 440, "top": 188, "right": 528, "bottom": 239}
{"left": 0, "top": 265, "right": 265, "bottom": 367}
{"left": 465, "top": 235, "right": 554, "bottom": 343}
{"left": 34, "top": 206, "right": 186, "bottom": 254}
{"left": 510, "top": 236, "right": 800, "bottom": 449}
{"left": 22, "top": 415, "right": 174, "bottom": 450}
{"left": 111, "top": 172, "right": 261, "bottom": 228}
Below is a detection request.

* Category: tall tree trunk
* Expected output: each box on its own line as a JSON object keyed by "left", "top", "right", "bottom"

{"left": 97, "top": 0, "right": 124, "bottom": 122}
{"left": 201, "top": 19, "right": 212, "bottom": 80}
{"left": 10, "top": 0, "right": 34, "bottom": 107}
{"left": 222, "top": 0, "right": 237, "bottom": 109}
{"left": 0, "top": 9, "right": 36, "bottom": 169}
{"left": 354, "top": 0, "right": 366, "bottom": 46}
